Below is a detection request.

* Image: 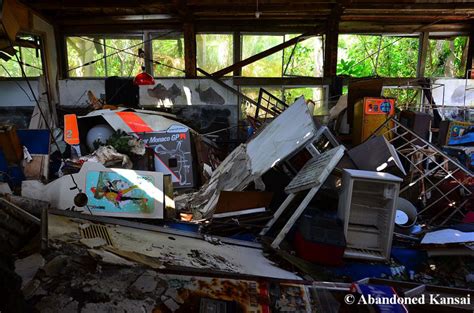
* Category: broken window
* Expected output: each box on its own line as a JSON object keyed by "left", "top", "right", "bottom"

{"left": 0, "top": 36, "right": 43, "bottom": 78}
{"left": 151, "top": 32, "right": 185, "bottom": 77}
{"left": 283, "top": 34, "right": 324, "bottom": 77}
{"left": 241, "top": 33, "right": 324, "bottom": 77}
{"left": 337, "top": 34, "right": 419, "bottom": 78}
{"left": 196, "top": 33, "right": 233, "bottom": 75}
{"left": 425, "top": 35, "right": 469, "bottom": 78}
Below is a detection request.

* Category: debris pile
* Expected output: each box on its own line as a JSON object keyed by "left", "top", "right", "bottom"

{"left": 0, "top": 88, "right": 473, "bottom": 312}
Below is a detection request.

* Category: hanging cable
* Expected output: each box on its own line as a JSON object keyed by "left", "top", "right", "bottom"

{"left": 79, "top": 35, "right": 186, "bottom": 74}
{"left": 0, "top": 24, "right": 87, "bottom": 211}
{"left": 67, "top": 30, "right": 185, "bottom": 75}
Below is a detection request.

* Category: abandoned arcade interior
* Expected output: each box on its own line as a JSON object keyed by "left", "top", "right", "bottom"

{"left": 1, "top": 0, "right": 474, "bottom": 312}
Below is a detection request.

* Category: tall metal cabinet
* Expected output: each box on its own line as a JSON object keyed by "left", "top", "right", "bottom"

{"left": 338, "top": 169, "right": 402, "bottom": 261}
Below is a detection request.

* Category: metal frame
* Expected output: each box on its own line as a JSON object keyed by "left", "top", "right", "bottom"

{"left": 260, "top": 146, "right": 345, "bottom": 249}
{"left": 383, "top": 81, "right": 445, "bottom": 112}
{"left": 371, "top": 117, "right": 473, "bottom": 225}
{"left": 255, "top": 87, "right": 289, "bottom": 120}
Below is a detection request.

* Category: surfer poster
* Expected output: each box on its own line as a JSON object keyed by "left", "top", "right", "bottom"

{"left": 85, "top": 169, "right": 164, "bottom": 219}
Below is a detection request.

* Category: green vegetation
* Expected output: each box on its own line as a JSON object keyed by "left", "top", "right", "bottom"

{"left": 197, "top": 34, "right": 233, "bottom": 75}
{"left": 337, "top": 34, "right": 468, "bottom": 79}
{"left": 337, "top": 35, "right": 419, "bottom": 77}
{"left": 0, "top": 46, "right": 43, "bottom": 77}
{"left": 151, "top": 35, "right": 185, "bottom": 77}
{"left": 425, "top": 36, "right": 469, "bottom": 78}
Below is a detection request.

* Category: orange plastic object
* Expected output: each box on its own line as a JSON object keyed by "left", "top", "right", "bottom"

{"left": 64, "top": 114, "right": 80, "bottom": 145}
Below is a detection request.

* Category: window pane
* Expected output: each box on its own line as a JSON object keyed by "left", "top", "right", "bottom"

{"left": 283, "top": 34, "right": 324, "bottom": 77}
{"left": 0, "top": 50, "right": 22, "bottom": 77}
{"left": 197, "top": 34, "right": 233, "bottom": 75}
{"left": 0, "top": 45, "right": 43, "bottom": 78}
{"left": 337, "top": 35, "right": 419, "bottom": 78}
{"left": 105, "top": 38, "right": 142, "bottom": 77}
{"left": 284, "top": 87, "right": 326, "bottom": 115}
{"left": 242, "top": 35, "right": 283, "bottom": 77}
{"left": 67, "top": 36, "right": 105, "bottom": 77}
{"left": 425, "top": 36, "right": 469, "bottom": 78}
{"left": 151, "top": 33, "right": 185, "bottom": 77}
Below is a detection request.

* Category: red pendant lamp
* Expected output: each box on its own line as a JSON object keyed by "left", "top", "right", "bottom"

{"left": 134, "top": 48, "right": 155, "bottom": 86}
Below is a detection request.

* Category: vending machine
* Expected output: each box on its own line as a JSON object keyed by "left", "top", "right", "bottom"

{"left": 352, "top": 97, "right": 395, "bottom": 145}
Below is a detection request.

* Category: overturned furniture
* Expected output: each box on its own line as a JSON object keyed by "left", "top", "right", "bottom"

{"left": 179, "top": 97, "right": 340, "bottom": 219}
{"left": 338, "top": 169, "right": 402, "bottom": 261}
{"left": 372, "top": 118, "right": 473, "bottom": 226}
{"left": 260, "top": 146, "right": 346, "bottom": 249}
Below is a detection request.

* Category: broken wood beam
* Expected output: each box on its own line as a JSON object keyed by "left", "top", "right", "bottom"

{"left": 211, "top": 28, "right": 323, "bottom": 78}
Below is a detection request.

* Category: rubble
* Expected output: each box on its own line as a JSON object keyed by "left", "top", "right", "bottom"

{"left": 0, "top": 89, "right": 473, "bottom": 312}
{"left": 14, "top": 253, "right": 44, "bottom": 288}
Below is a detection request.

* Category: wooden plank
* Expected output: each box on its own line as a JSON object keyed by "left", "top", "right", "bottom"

{"left": 184, "top": 23, "right": 196, "bottom": 78}
{"left": 323, "top": 7, "right": 340, "bottom": 78}
{"left": 143, "top": 31, "right": 153, "bottom": 75}
{"left": 417, "top": 32, "right": 429, "bottom": 78}
{"left": 233, "top": 31, "right": 241, "bottom": 77}
{"left": 339, "top": 22, "right": 471, "bottom": 34}
{"left": 233, "top": 77, "right": 331, "bottom": 86}
{"left": 211, "top": 29, "right": 323, "bottom": 78}
{"left": 466, "top": 32, "right": 474, "bottom": 78}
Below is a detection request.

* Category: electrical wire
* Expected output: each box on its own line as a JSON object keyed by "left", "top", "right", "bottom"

{"left": 349, "top": 18, "right": 446, "bottom": 70}
{"left": 79, "top": 35, "right": 186, "bottom": 74}
{"left": 0, "top": 24, "right": 85, "bottom": 207}
{"left": 67, "top": 31, "right": 185, "bottom": 75}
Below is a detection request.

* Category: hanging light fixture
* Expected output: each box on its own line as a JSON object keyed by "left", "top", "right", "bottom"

{"left": 134, "top": 48, "right": 155, "bottom": 85}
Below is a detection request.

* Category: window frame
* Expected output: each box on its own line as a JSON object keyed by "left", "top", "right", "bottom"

{"left": 0, "top": 33, "right": 45, "bottom": 80}
{"left": 196, "top": 32, "right": 234, "bottom": 77}
{"left": 64, "top": 33, "right": 145, "bottom": 79}
{"left": 240, "top": 32, "right": 324, "bottom": 78}
{"left": 148, "top": 30, "right": 186, "bottom": 78}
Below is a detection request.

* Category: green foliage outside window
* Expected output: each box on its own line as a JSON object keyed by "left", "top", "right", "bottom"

{"left": 0, "top": 46, "right": 43, "bottom": 77}
{"left": 283, "top": 35, "right": 324, "bottom": 77}
{"left": 67, "top": 37, "right": 106, "bottom": 77}
{"left": 151, "top": 34, "right": 185, "bottom": 77}
{"left": 105, "top": 38, "right": 142, "bottom": 77}
{"left": 196, "top": 34, "right": 233, "bottom": 75}
{"left": 241, "top": 34, "right": 323, "bottom": 77}
{"left": 67, "top": 36, "right": 142, "bottom": 78}
{"left": 425, "top": 36, "right": 469, "bottom": 78}
{"left": 242, "top": 35, "right": 283, "bottom": 77}
{"left": 337, "top": 35, "right": 419, "bottom": 77}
